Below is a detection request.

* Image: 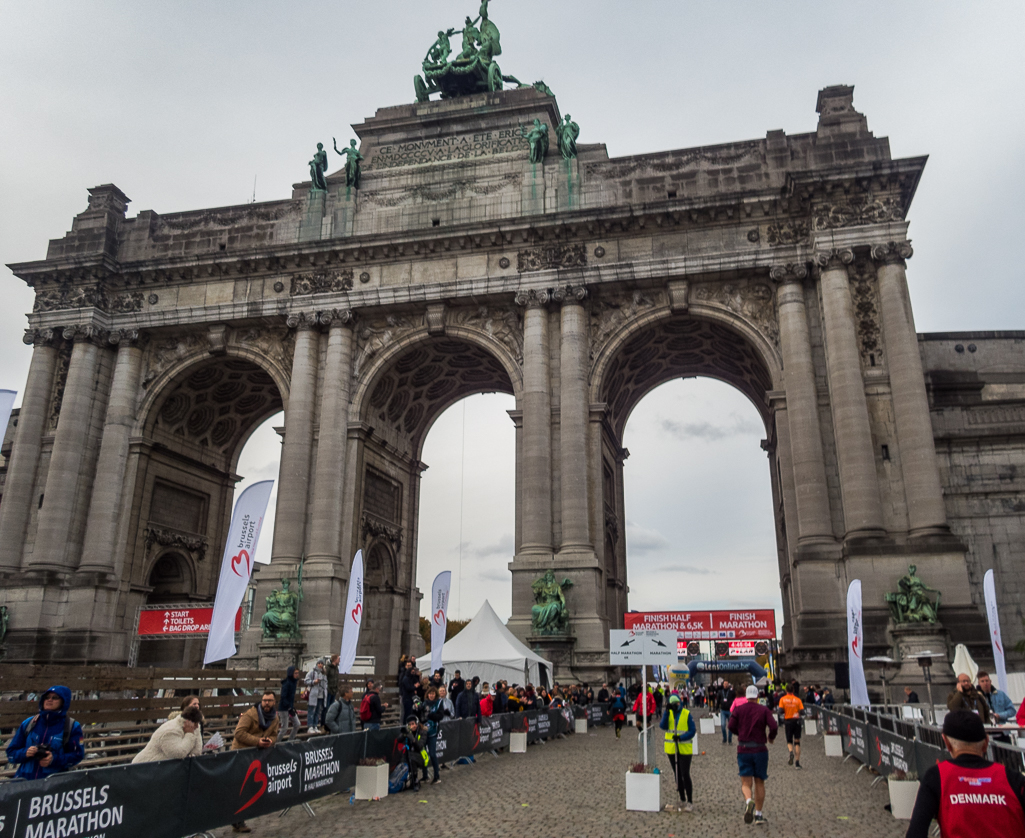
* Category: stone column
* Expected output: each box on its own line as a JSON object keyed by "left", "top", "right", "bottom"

{"left": 30, "top": 326, "right": 107, "bottom": 570}
{"left": 0, "top": 329, "right": 59, "bottom": 571}
{"left": 307, "top": 310, "right": 354, "bottom": 562}
{"left": 770, "top": 264, "right": 833, "bottom": 543}
{"left": 557, "top": 286, "right": 592, "bottom": 552}
{"left": 79, "top": 330, "right": 145, "bottom": 574}
{"left": 271, "top": 313, "right": 319, "bottom": 563}
{"left": 816, "top": 249, "right": 885, "bottom": 536}
{"left": 514, "top": 290, "right": 553, "bottom": 554}
{"left": 872, "top": 242, "right": 949, "bottom": 536}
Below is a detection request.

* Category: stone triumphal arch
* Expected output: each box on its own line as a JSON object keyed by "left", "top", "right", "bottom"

{"left": 3, "top": 77, "right": 1024, "bottom": 684}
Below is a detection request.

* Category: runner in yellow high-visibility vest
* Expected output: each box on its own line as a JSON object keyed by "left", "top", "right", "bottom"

{"left": 659, "top": 693, "right": 696, "bottom": 813}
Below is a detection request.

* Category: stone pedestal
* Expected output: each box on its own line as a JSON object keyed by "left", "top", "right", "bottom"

{"left": 298, "top": 190, "right": 326, "bottom": 241}
{"left": 258, "top": 639, "right": 305, "bottom": 672}
{"left": 528, "top": 635, "right": 576, "bottom": 683}
{"left": 887, "top": 620, "right": 955, "bottom": 694}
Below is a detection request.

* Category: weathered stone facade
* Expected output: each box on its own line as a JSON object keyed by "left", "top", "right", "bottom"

{"left": 1, "top": 85, "right": 1021, "bottom": 685}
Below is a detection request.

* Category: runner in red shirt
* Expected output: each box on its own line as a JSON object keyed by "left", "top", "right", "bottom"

{"left": 906, "top": 710, "right": 1025, "bottom": 838}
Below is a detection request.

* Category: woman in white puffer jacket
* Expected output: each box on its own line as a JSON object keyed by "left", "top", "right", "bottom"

{"left": 132, "top": 705, "right": 204, "bottom": 763}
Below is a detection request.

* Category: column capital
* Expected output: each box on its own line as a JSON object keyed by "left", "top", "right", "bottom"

{"left": 552, "top": 284, "right": 588, "bottom": 304}
{"left": 108, "top": 328, "right": 146, "bottom": 348}
{"left": 22, "top": 327, "right": 58, "bottom": 347}
{"left": 62, "top": 324, "right": 108, "bottom": 346}
{"left": 769, "top": 263, "right": 809, "bottom": 284}
{"left": 870, "top": 241, "right": 913, "bottom": 265}
{"left": 286, "top": 311, "right": 318, "bottom": 331}
{"left": 514, "top": 289, "right": 551, "bottom": 308}
{"left": 317, "top": 308, "right": 355, "bottom": 328}
{"left": 814, "top": 248, "right": 854, "bottom": 270}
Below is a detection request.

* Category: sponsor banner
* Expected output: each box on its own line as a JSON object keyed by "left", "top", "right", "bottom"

{"left": 587, "top": 704, "right": 608, "bottom": 725}
{"left": 842, "top": 717, "right": 870, "bottom": 763}
{"left": 983, "top": 569, "right": 1008, "bottom": 694}
{"left": 818, "top": 709, "right": 842, "bottom": 734}
{"left": 429, "top": 571, "right": 451, "bottom": 677}
{"left": 182, "top": 733, "right": 359, "bottom": 833}
{"left": 624, "top": 610, "right": 776, "bottom": 640}
{"left": 871, "top": 726, "right": 915, "bottom": 777}
{"left": 0, "top": 759, "right": 188, "bottom": 838}
{"left": 728, "top": 641, "right": 756, "bottom": 657}
{"left": 203, "top": 480, "right": 274, "bottom": 664}
{"left": 471, "top": 717, "right": 507, "bottom": 754}
{"left": 338, "top": 550, "right": 364, "bottom": 674}
{"left": 137, "top": 606, "right": 241, "bottom": 636}
{"left": 846, "top": 580, "right": 870, "bottom": 707}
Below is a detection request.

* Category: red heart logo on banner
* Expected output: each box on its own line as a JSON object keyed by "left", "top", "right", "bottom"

{"left": 472, "top": 724, "right": 480, "bottom": 749}
{"left": 351, "top": 602, "right": 362, "bottom": 623}
{"left": 236, "top": 759, "right": 268, "bottom": 813}
{"left": 231, "top": 549, "right": 251, "bottom": 578}
{"left": 433, "top": 609, "right": 445, "bottom": 626}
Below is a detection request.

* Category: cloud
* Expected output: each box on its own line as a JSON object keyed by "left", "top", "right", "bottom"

{"left": 655, "top": 564, "right": 716, "bottom": 576}
{"left": 625, "top": 521, "right": 670, "bottom": 553}
{"left": 470, "top": 533, "right": 515, "bottom": 559}
{"left": 660, "top": 414, "right": 762, "bottom": 441}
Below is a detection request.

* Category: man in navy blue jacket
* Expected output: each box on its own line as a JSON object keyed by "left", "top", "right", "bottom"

{"left": 6, "top": 685, "right": 85, "bottom": 781}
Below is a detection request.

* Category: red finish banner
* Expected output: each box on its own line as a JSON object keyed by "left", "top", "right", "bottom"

{"left": 624, "top": 610, "right": 776, "bottom": 640}
{"left": 137, "top": 607, "right": 241, "bottom": 636}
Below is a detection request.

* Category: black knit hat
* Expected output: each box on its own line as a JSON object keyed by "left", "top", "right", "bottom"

{"left": 942, "top": 710, "right": 986, "bottom": 743}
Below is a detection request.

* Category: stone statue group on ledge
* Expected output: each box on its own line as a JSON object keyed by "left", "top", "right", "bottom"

{"left": 885, "top": 564, "right": 941, "bottom": 624}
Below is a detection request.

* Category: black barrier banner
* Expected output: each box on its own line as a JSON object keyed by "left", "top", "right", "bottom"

{"left": 0, "top": 708, "right": 573, "bottom": 838}
{"left": 913, "top": 740, "right": 947, "bottom": 776}
{"left": 0, "top": 759, "right": 188, "bottom": 838}
{"left": 819, "top": 709, "right": 842, "bottom": 734}
{"left": 843, "top": 717, "right": 870, "bottom": 763}
{"left": 182, "top": 731, "right": 362, "bottom": 834}
{"left": 870, "top": 726, "right": 915, "bottom": 777}
{"left": 588, "top": 704, "right": 608, "bottom": 725}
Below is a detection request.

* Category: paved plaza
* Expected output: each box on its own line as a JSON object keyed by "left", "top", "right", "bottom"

{"left": 210, "top": 713, "right": 908, "bottom": 838}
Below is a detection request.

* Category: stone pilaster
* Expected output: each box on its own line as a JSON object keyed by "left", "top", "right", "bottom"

{"left": 30, "top": 326, "right": 108, "bottom": 570}
{"left": 872, "top": 242, "right": 949, "bottom": 537}
{"left": 271, "top": 313, "right": 319, "bottom": 563}
{"left": 770, "top": 263, "right": 834, "bottom": 544}
{"left": 78, "top": 330, "right": 145, "bottom": 574}
{"left": 555, "top": 286, "right": 592, "bottom": 553}
{"left": 514, "top": 290, "right": 553, "bottom": 554}
{"left": 816, "top": 249, "right": 885, "bottom": 537}
{"left": 307, "top": 310, "right": 355, "bottom": 561}
{"left": 0, "top": 329, "right": 59, "bottom": 571}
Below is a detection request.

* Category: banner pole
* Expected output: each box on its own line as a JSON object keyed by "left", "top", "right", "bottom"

{"left": 642, "top": 663, "right": 648, "bottom": 767}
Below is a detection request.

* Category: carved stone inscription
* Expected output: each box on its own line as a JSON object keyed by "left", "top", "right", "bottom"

{"left": 371, "top": 129, "right": 528, "bottom": 169}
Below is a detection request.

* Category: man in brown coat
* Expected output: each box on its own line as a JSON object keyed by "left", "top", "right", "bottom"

{"left": 230, "top": 691, "right": 280, "bottom": 834}
{"left": 947, "top": 673, "right": 992, "bottom": 724}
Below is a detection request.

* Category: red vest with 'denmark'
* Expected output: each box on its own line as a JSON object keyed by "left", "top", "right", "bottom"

{"left": 937, "top": 760, "right": 1025, "bottom": 837}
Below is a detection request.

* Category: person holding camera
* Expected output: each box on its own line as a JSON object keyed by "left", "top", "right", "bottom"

{"left": 6, "top": 685, "right": 85, "bottom": 781}
{"left": 947, "top": 672, "right": 992, "bottom": 724}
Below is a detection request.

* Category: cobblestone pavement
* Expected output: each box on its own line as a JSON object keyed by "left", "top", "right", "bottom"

{"left": 210, "top": 712, "right": 909, "bottom": 838}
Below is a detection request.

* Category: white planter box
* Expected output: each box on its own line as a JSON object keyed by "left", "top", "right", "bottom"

{"left": 888, "top": 779, "right": 920, "bottom": 820}
{"left": 627, "top": 713, "right": 636, "bottom": 725}
{"left": 355, "top": 763, "right": 389, "bottom": 800}
{"left": 509, "top": 731, "right": 527, "bottom": 753}
{"left": 574, "top": 718, "right": 588, "bottom": 734}
{"left": 713, "top": 715, "right": 721, "bottom": 726}
{"left": 625, "top": 771, "right": 660, "bottom": 812}
{"left": 804, "top": 719, "right": 818, "bottom": 736}
{"left": 699, "top": 718, "right": 716, "bottom": 735}
{"left": 824, "top": 735, "right": 843, "bottom": 757}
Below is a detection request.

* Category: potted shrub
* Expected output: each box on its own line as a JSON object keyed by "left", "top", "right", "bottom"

{"left": 887, "top": 769, "right": 920, "bottom": 819}
{"left": 355, "top": 757, "right": 389, "bottom": 800}
{"left": 625, "top": 763, "right": 660, "bottom": 812}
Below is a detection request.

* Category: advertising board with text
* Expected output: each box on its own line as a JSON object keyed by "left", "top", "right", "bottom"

{"left": 137, "top": 607, "right": 242, "bottom": 636}
{"left": 608, "top": 629, "right": 677, "bottom": 665}
{"left": 624, "top": 610, "right": 776, "bottom": 640}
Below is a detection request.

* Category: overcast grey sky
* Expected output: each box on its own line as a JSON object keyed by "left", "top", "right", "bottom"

{"left": 3, "top": 1, "right": 1023, "bottom": 632}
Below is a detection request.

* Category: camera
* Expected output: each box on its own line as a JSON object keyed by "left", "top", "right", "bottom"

{"left": 34, "top": 744, "right": 52, "bottom": 759}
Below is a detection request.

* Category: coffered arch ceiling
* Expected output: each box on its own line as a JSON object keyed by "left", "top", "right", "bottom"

{"left": 151, "top": 358, "right": 284, "bottom": 458}
{"left": 363, "top": 337, "right": 514, "bottom": 452}
{"left": 600, "top": 317, "right": 773, "bottom": 440}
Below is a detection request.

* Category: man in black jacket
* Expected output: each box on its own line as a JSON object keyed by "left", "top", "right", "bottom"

{"left": 278, "top": 666, "right": 301, "bottom": 741}
{"left": 362, "top": 680, "right": 388, "bottom": 731}
{"left": 720, "top": 681, "right": 737, "bottom": 745}
{"left": 906, "top": 710, "right": 1025, "bottom": 838}
{"left": 449, "top": 670, "right": 465, "bottom": 705}
{"left": 399, "top": 660, "right": 419, "bottom": 722}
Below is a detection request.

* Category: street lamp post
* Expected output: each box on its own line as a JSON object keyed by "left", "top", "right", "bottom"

{"left": 867, "top": 656, "right": 896, "bottom": 711}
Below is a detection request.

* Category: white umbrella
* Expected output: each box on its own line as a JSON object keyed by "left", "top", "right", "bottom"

{"left": 952, "top": 644, "right": 979, "bottom": 684}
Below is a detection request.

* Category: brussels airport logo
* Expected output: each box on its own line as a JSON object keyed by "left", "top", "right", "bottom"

{"left": 351, "top": 602, "right": 362, "bottom": 624}
{"left": 236, "top": 760, "right": 268, "bottom": 813}
{"left": 433, "top": 608, "right": 446, "bottom": 626}
{"left": 850, "top": 611, "right": 862, "bottom": 659}
{"left": 231, "top": 549, "right": 251, "bottom": 578}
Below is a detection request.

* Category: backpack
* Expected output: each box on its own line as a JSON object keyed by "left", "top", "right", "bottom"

{"left": 359, "top": 693, "right": 373, "bottom": 723}
{"left": 25, "top": 715, "right": 75, "bottom": 751}
{"left": 387, "top": 762, "right": 409, "bottom": 794}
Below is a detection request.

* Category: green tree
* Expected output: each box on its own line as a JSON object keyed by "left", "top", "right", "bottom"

{"left": 419, "top": 617, "right": 470, "bottom": 652}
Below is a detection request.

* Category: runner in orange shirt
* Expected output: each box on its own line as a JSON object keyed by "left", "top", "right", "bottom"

{"left": 778, "top": 683, "right": 805, "bottom": 769}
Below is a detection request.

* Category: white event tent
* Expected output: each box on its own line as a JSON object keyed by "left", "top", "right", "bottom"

{"left": 441, "top": 600, "right": 553, "bottom": 688}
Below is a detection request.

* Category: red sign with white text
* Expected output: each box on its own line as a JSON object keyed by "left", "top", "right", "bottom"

{"left": 624, "top": 610, "right": 776, "bottom": 640}
{"left": 137, "top": 607, "right": 242, "bottom": 636}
